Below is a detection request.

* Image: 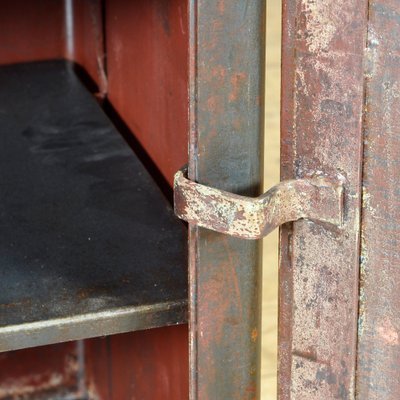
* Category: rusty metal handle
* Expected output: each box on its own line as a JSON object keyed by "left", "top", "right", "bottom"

{"left": 174, "top": 167, "right": 343, "bottom": 239}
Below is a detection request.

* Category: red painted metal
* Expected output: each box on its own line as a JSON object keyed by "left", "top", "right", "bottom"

{"left": 0, "top": 4, "right": 92, "bottom": 399}
{"left": 279, "top": 0, "right": 367, "bottom": 398}
{"left": 81, "top": 3, "right": 190, "bottom": 397}
{"left": 85, "top": 325, "right": 189, "bottom": 400}
{"left": 0, "top": 342, "right": 80, "bottom": 399}
{"left": 67, "top": 0, "right": 107, "bottom": 95}
{"left": 356, "top": 1, "right": 400, "bottom": 398}
{"left": 0, "top": 0, "right": 106, "bottom": 93}
{"left": 0, "top": 0, "right": 64, "bottom": 66}
{"left": 105, "top": 0, "right": 188, "bottom": 186}
{"left": 0, "top": 2, "right": 189, "bottom": 399}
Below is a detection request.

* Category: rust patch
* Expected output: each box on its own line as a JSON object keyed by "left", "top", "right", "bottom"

{"left": 217, "top": 0, "right": 225, "bottom": 14}
{"left": 229, "top": 72, "right": 247, "bottom": 102}
{"left": 187, "top": 1, "right": 265, "bottom": 398}
{"left": 251, "top": 328, "right": 258, "bottom": 343}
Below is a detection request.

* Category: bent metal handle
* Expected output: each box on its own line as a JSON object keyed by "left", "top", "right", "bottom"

{"left": 174, "top": 166, "right": 343, "bottom": 240}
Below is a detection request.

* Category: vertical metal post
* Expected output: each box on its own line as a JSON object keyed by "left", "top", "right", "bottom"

{"left": 356, "top": 2, "right": 400, "bottom": 398}
{"left": 188, "top": 1, "right": 265, "bottom": 399}
{"left": 279, "top": 0, "right": 368, "bottom": 398}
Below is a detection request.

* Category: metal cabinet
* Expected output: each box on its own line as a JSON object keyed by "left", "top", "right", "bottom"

{"left": 1, "top": 1, "right": 399, "bottom": 399}
{"left": 0, "top": 1, "right": 189, "bottom": 399}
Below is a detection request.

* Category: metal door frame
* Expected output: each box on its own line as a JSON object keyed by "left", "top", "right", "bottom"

{"left": 188, "top": 1, "right": 265, "bottom": 398}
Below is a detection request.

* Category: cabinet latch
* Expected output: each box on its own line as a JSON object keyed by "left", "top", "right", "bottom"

{"left": 174, "top": 167, "right": 343, "bottom": 239}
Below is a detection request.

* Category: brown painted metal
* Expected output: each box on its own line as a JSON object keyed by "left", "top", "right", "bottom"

{"left": 85, "top": 325, "right": 189, "bottom": 400}
{"left": 175, "top": 168, "right": 343, "bottom": 240}
{"left": 356, "top": 1, "right": 400, "bottom": 398}
{"left": 105, "top": 0, "right": 188, "bottom": 187}
{"left": 188, "top": 1, "right": 265, "bottom": 398}
{"left": 279, "top": 0, "right": 367, "bottom": 398}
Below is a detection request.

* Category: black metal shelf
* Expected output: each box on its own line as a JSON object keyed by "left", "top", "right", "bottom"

{"left": 0, "top": 61, "right": 187, "bottom": 352}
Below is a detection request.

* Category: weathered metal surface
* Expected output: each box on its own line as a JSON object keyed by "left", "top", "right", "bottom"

{"left": 188, "top": 1, "right": 265, "bottom": 398}
{"left": 85, "top": 325, "right": 189, "bottom": 400}
{"left": 105, "top": 0, "right": 188, "bottom": 187}
{"left": 0, "top": 342, "right": 81, "bottom": 399}
{"left": 279, "top": 0, "right": 367, "bottom": 398}
{"left": 356, "top": 1, "right": 400, "bottom": 398}
{"left": 175, "top": 168, "right": 343, "bottom": 239}
{"left": 0, "top": 61, "right": 187, "bottom": 352}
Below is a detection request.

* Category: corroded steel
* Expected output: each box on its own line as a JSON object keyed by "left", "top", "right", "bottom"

{"left": 188, "top": 1, "right": 265, "bottom": 398}
{"left": 175, "top": 168, "right": 343, "bottom": 239}
{"left": 356, "top": 1, "right": 400, "bottom": 398}
{"left": 279, "top": 0, "right": 367, "bottom": 398}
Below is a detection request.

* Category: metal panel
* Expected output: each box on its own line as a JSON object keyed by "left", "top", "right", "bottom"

{"left": 0, "top": 61, "right": 187, "bottom": 351}
{"left": 0, "top": 342, "right": 81, "bottom": 399}
{"left": 66, "top": 0, "right": 107, "bottom": 95}
{"left": 279, "top": 0, "right": 367, "bottom": 398}
{"left": 356, "top": 1, "right": 400, "bottom": 398}
{"left": 0, "top": 3, "right": 189, "bottom": 399}
{"left": 0, "top": 0, "right": 106, "bottom": 94}
{"left": 85, "top": 326, "right": 189, "bottom": 400}
{"left": 105, "top": 0, "right": 188, "bottom": 187}
{"left": 188, "top": 1, "right": 265, "bottom": 398}
{"left": 0, "top": 0, "right": 65, "bottom": 66}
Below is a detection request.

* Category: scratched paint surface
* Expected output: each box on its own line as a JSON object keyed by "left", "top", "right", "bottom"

{"left": 279, "top": 0, "right": 367, "bottom": 398}
{"left": 356, "top": 1, "right": 400, "bottom": 398}
{"left": 188, "top": 1, "right": 265, "bottom": 398}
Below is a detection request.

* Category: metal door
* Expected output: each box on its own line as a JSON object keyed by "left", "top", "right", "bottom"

{"left": 279, "top": 1, "right": 400, "bottom": 398}
{"left": 182, "top": 1, "right": 400, "bottom": 399}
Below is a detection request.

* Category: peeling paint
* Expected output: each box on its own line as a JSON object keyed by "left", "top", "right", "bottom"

{"left": 356, "top": 2, "right": 400, "bottom": 397}
{"left": 299, "top": 0, "right": 345, "bottom": 53}
{"left": 175, "top": 168, "right": 343, "bottom": 240}
{"left": 377, "top": 318, "right": 399, "bottom": 346}
{"left": 187, "top": 1, "right": 265, "bottom": 398}
{"left": 279, "top": 0, "right": 367, "bottom": 398}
